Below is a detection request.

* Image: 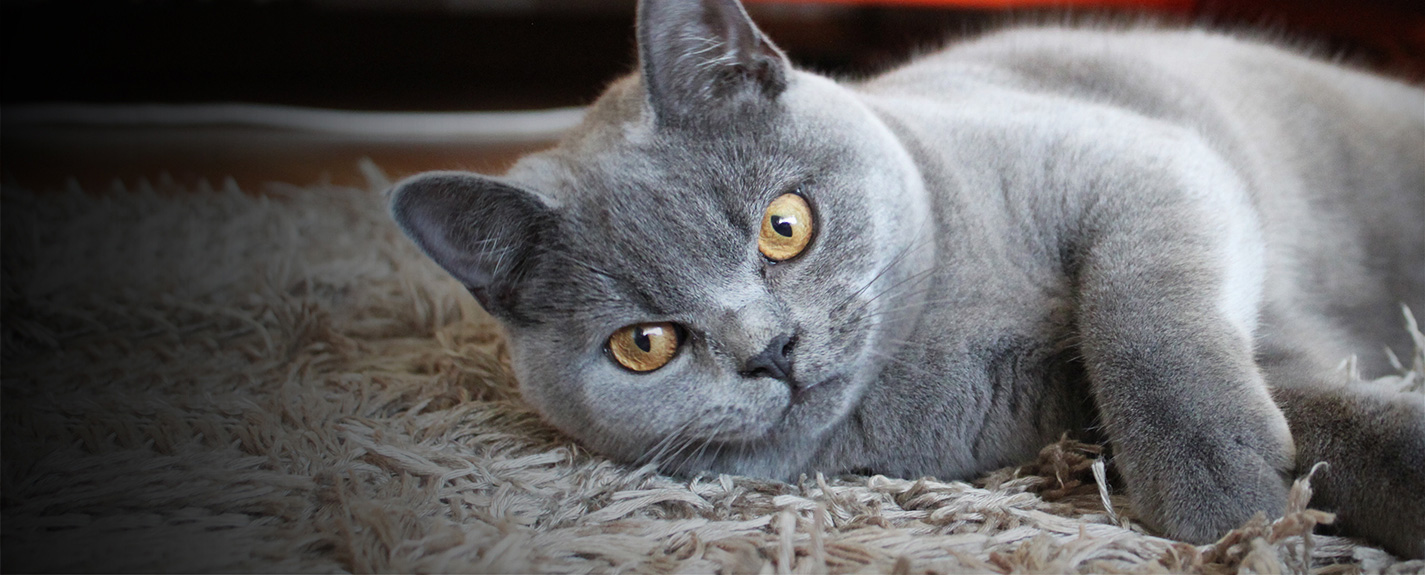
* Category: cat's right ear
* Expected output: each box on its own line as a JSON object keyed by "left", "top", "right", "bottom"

{"left": 389, "top": 171, "right": 554, "bottom": 317}
{"left": 637, "top": 0, "right": 790, "bottom": 124}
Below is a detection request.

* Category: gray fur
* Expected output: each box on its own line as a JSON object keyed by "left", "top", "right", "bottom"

{"left": 389, "top": 0, "right": 1425, "bottom": 557}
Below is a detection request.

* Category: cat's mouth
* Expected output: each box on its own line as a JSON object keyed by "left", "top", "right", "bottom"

{"left": 790, "top": 374, "right": 845, "bottom": 404}
{"left": 699, "top": 374, "right": 849, "bottom": 443}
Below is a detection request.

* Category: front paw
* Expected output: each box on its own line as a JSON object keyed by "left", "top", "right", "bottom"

{"left": 1121, "top": 430, "right": 1293, "bottom": 543}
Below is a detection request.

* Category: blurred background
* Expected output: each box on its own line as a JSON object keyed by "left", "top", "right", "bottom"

{"left": 4, "top": 0, "right": 1424, "bottom": 192}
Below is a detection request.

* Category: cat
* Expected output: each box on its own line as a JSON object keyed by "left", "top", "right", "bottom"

{"left": 388, "top": 0, "right": 1425, "bottom": 558}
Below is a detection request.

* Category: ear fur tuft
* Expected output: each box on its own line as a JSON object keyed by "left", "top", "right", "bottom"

{"left": 389, "top": 171, "right": 553, "bottom": 317}
{"left": 638, "top": 0, "right": 790, "bottom": 125}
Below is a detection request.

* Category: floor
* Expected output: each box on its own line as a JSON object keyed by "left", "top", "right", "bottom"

{"left": 4, "top": 0, "right": 1420, "bottom": 194}
{"left": 3, "top": 125, "right": 554, "bottom": 193}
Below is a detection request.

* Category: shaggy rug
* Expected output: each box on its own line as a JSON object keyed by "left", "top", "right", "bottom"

{"left": 3, "top": 166, "right": 1422, "bottom": 574}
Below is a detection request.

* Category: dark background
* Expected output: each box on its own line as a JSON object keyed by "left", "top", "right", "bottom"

{"left": 4, "top": 0, "right": 1424, "bottom": 190}
{"left": 6, "top": 0, "right": 1425, "bottom": 110}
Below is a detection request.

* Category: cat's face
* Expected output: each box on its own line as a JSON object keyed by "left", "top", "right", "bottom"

{"left": 503, "top": 77, "right": 930, "bottom": 472}
{"left": 390, "top": 0, "right": 931, "bottom": 476}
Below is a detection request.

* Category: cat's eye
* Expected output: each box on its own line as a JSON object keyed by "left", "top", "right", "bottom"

{"left": 608, "top": 322, "right": 680, "bottom": 372}
{"left": 759, "top": 193, "right": 814, "bottom": 262}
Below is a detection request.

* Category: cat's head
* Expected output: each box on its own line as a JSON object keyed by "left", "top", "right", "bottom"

{"left": 390, "top": 0, "right": 931, "bottom": 477}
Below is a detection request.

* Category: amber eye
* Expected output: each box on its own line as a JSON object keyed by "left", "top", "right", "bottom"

{"left": 759, "top": 193, "right": 814, "bottom": 262}
{"left": 608, "top": 322, "right": 680, "bottom": 372}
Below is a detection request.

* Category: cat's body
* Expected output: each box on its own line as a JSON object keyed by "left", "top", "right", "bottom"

{"left": 782, "top": 24, "right": 1425, "bottom": 470}
{"left": 390, "top": 0, "right": 1425, "bottom": 558}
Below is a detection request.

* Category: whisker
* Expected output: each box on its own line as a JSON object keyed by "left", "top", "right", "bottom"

{"left": 852, "top": 294, "right": 968, "bottom": 320}
{"left": 831, "top": 230, "right": 934, "bottom": 313}
{"left": 844, "top": 266, "right": 939, "bottom": 320}
{"left": 865, "top": 348, "right": 944, "bottom": 382}
{"left": 637, "top": 416, "right": 700, "bottom": 468}
{"left": 666, "top": 426, "right": 713, "bottom": 474}
{"left": 678, "top": 419, "right": 728, "bottom": 474}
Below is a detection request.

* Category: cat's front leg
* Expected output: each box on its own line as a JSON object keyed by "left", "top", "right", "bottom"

{"left": 1073, "top": 155, "right": 1294, "bottom": 543}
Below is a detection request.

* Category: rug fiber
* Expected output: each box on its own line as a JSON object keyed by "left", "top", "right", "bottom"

{"left": 3, "top": 169, "right": 1422, "bottom": 573}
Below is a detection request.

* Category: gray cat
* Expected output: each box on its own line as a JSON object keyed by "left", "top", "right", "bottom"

{"left": 389, "top": 0, "right": 1425, "bottom": 558}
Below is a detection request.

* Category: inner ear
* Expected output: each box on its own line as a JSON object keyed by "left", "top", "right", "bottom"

{"left": 637, "top": 0, "right": 790, "bottom": 125}
{"left": 388, "top": 171, "right": 555, "bottom": 318}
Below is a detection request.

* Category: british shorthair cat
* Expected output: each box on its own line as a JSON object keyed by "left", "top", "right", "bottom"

{"left": 389, "top": 0, "right": 1425, "bottom": 558}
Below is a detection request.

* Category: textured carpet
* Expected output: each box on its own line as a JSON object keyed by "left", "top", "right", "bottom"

{"left": 3, "top": 168, "right": 1422, "bottom": 573}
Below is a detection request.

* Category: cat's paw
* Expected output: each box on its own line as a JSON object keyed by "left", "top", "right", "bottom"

{"left": 1120, "top": 421, "right": 1294, "bottom": 544}
{"left": 1273, "top": 384, "right": 1425, "bottom": 559}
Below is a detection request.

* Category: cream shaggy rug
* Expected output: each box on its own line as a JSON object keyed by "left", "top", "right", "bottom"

{"left": 3, "top": 168, "right": 1423, "bottom": 574}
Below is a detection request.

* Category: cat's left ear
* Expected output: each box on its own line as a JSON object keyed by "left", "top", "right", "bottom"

{"left": 637, "top": 0, "right": 791, "bottom": 124}
{"left": 388, "top": 171, "right": 555, "bottom": 319}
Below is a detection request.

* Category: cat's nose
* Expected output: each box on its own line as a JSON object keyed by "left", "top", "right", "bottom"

{"left": 740, "top": 333, "right": 795, "bottom": 382}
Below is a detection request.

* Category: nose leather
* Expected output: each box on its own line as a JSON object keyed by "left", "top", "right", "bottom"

{"left": 740, "top": 333, "right": 794, "bottom": 381}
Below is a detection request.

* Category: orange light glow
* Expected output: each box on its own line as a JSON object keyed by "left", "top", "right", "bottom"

{"left": 746, "top": 0, "right": 1195, "bottom": 11}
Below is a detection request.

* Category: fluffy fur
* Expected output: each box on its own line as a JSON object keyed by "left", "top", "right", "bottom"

{"left": 391, "top": 0, "right": 1425, "bottom": 556}
{"left": 3, "top": 177, "right": 1422, "bottom": 572}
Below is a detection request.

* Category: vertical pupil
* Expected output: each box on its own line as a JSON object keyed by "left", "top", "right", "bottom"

{"left": 771, "top": 215, "right": 796, "bottom": 237}
{"left": 633, "top": 329, "right": 652, "bottom": 353}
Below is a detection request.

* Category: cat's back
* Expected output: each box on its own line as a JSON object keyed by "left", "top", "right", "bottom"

{"left": 858, "top": 25, "right": 1425, "bottom": 375}
{"left": 868, "top": 26, "right": 1419, "bottom": 118}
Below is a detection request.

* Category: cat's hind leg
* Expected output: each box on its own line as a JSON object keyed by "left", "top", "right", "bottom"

{"left": 1272, "top": 381, "right": 1425, "bottom": 559}
{"left": 1254, "top": 300, "right": 1425, "bottom": 558}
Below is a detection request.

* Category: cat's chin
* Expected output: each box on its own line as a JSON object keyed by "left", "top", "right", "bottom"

{"left": 786, "top": 374, "right": 851, "bottom": 421}
{"left": 774, "top": 372, "right": 865, "bottom": 443}
{"left": 789, "top": 373, "right": 844, "bottom": 402}
{"left": 697, "top": 373, "right": 852, "bottom": 444}
{"left": 648, "top": 373, "right": 859, "bottom": 477}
